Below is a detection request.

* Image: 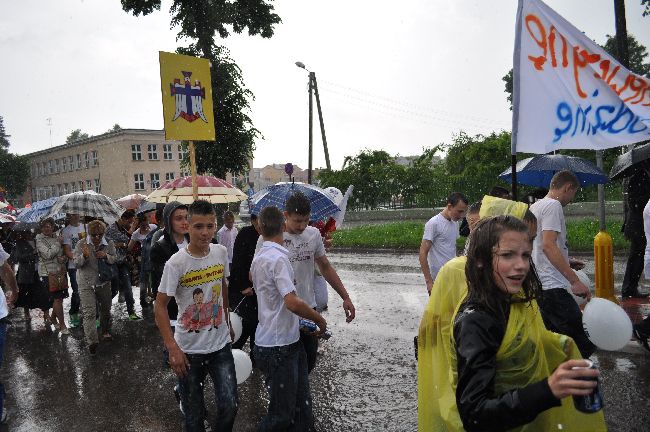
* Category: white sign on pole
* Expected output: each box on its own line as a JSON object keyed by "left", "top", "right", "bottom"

{"left": 512, "top": 0, "right": 650, "bottom": 155}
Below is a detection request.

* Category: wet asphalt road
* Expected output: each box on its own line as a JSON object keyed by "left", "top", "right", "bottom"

{"left": 2, "top": 250, "right": 650, "bottom": 432}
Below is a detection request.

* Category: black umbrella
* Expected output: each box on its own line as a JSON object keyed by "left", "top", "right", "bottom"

{"left": 609, "top": 141, "right": 650, "bottom": 180}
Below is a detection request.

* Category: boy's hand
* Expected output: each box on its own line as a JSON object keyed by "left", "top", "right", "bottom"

{"left": 241, "top": 287, "right": 254, "bottom": 296}
{"left": 168, "top": 344, "right": 190, "bottom": 377}
{"left": 342, "top": 297, "right": 355, "bottom": 323}
{"left": 312, "top": 316, "right": 327, "bottom": 337}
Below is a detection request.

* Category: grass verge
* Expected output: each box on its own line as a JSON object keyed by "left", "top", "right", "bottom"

{"left": 332, "top": 219, "right": 628, "bottom": 252}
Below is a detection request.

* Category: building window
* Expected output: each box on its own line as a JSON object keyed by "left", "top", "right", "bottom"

{"left": 94, "top": 178, "right": 101, "bottom": 193}
{"left": 62, "top": 157, "right": 68, "bottom": 172}
{"left": 48, "top": 160, "right": 54, "bottom": 174}
{"left": 134, "top": 174, "right": 145, "bottom": 191}
{"left": 148, "top": 144, "right": 158, "bottom": 160}
{"left": 91, "top": 150, "right": 98, "bottom": 166}
{"left": 37, "top": 163, "right": 42, "bottom": 177}
{"left": 76, "top": 154, "right": 82, "bottom": 169}
{"left": 165, "top": 172, "right": 175, "bottom": 182}
{"left": 180, "top": 170, "right": 190, "bottom": 178}
{"left": 79, "top": 181, "right": 84, "bottom": 191}
{"left": 71, "top": 182, "right": 77, "bottom": 193}
{"left": 132, "top": 144, "right": 142, "bottom": 161}
{"left": 55, "top": 159, "right": 60, "bottom": 173}
{"left": 84, "top": 152, "right": 89, "bottom": 168}
{"left": 68, "top": 155, "right": 74, "bottom": 171}
{"left": 150, "top": 173, "right": 160, "bottom": 189}
{"left": 178, "top": 144, "right": 188, "bottom": 161}
{"left": 163, "top": 144, "right": 173, "bottom": 160}
{"left": 62, "top": 183, "right": 68, "bottom": 195}
{"left": 86, "top": 180, "right": 92, "bottom": 190}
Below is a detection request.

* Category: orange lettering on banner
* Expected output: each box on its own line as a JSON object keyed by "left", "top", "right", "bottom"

{"left": 524, "top": 13, "right": 648, "bottom": 105}
{"left": 525, "top": 14, "right": 547, "bottom": 71}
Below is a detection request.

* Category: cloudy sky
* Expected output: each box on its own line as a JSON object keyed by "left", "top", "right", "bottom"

{"left": 1, "top": 0, "right": 649, "bottom": 170}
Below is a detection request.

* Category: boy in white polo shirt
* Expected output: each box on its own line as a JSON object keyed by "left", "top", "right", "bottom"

{"left": 252, "top": 206, "right": 327, "bottom": 431}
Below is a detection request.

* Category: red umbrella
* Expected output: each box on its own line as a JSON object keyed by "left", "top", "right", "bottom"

{"left": 146, "top": 176, "right": 247, "bottom": 204}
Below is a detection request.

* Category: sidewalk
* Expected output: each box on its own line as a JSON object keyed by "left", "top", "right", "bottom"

{"left": 618, "top": 296, "right": 650, "bottom": 354}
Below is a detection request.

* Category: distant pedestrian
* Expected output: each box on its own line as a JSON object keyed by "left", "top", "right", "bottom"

{"left": 419, "top": 192, "right": 468, "bottom": 295}
{"left": 252, "top": 206, "right": 326, "bottom": 431}
{"left": 10, "top": 230, "right": 49, "bottom": 320}
{"left": 74, "top": 220, "right": 116, "bottom": 355}
{"left": 128, "top": 214, "right": 157, "bottom": 307}
{"left": 105, "top": 209, "right": 140, "bottom": 320}
{"left": 217, "top": 211, "right": 237, "bottom": 268}
{"left": 155, "top": 200, "right": 237, "bottom": 432}
{"left": 61, "top": 213, "right": 85, "bottom": 328}
{"left": 35, "top": 218, "right": 68, "bottom": 334}
{"left": 530, "top": 170, "right": 595, "bottom": 357}
{"left": 621, "top": 165, "right": 650, "bottom": 298}
{"left": 0, "top": 242, "right": 18, "bottom": 424}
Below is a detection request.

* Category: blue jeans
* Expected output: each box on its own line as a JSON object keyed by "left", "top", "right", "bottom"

{"left": 111, "top": 263, "right": 135, "bottom": 314}
{"left": 253, "top": 341, "right": 313, "bottom": 431}
{"left": 0, "top": 322, "right": 7, "bottom": 416}
{"left": 178, "top": 344, "right": 238, "bottom": 432}
{"left": 67, "top": 268, "right": 80, "bottom": 315}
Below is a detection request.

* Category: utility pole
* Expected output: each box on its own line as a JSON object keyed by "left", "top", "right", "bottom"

{"left": 46, "top": 117, "right": 53, "bottom": 147}
{"left": 308, "top": 71, "right": 314, "bottom": 184}
{"left": 311, "top": 74, "right": 331, "bottom": 172}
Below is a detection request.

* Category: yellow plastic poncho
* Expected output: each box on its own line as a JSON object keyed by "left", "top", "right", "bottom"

{"left": 479, "top": 195, "right": 528, "bottom": 220}
{"left": 417, "top": 197, "right": 607, "bottom": 431}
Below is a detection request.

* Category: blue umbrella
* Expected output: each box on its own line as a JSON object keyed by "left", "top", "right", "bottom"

{"left": 250, "top": 182, "right": 340, "bottom": 221}
{"left": 16, "top": 197, "right": 65, "bottom": 223}
{"left": 498, "top": 155, "right": 608, "bottom": 188}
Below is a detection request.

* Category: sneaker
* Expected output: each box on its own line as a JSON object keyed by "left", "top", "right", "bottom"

{"left": 69, "top": 313, "right": 80, "bottom": 328}
{"left": 1, "top": 407, "right": 8, "bottom": 424}
{"left": 118, "top": 293, "right": 125, "bottom": 303}
{"left": 128, "top": 313, "right": 142, "bottom": 321}
{"left": 60, "top": 326, "right": 70, "bottom": 335}
{"left": 102, "top": 332, "right": 113, "bottom": 341}
{"left": 89, "top": 342, "right": 98, "bottom": 356}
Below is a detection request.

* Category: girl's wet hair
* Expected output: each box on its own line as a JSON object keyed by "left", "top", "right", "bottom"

{"left": 465, "top": 215, "right": 542, "bottom": 316}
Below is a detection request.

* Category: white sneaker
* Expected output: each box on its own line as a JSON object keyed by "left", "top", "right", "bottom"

{"left": 1, "top": 407, "right": 8, "bottom": 424}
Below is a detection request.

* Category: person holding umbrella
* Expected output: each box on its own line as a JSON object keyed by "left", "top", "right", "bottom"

{"left": 105, "top": 209, "right": 140, "bottom": 320}
{"left": 35, "top": 218, "right": 68, "bottom": 334}
{"left": 74, "top": 220, "right": 116, "bottom": 355}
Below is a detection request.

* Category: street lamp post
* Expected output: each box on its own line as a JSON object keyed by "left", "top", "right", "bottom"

{"left": 295, "top": 62, "right": 331, "bottom": 184}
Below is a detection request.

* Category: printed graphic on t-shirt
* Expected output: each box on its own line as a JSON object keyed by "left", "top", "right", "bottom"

{"left": 178, "top": 264, "right": 225, "bottom": 333}
{"left": 284, "top": 239, "right": 313, "bottom": 263}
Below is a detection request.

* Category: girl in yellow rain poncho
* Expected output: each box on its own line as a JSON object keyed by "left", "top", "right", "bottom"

{"left": 418, "top": 201, "right": 607, "bottom": 431}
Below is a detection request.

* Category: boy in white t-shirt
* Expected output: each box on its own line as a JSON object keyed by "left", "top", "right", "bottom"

{"left": 61, "top": 213, "right": 85, "bottom": 327}
{"left": 252, "top": 206, "right": 326, "bottom": 431}
{"left": 155, "top": 200, "right": 238, "bottom": 431}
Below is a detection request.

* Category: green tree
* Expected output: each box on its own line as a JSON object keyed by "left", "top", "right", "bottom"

{"left": 643, "top": 0, "right": 650, "bottom": 17}
{"left": 0, "top": 116, "right": 10, "bottom": 151}
{"left": 0, "top": 118, "right": 30, "bottom": 200}
{"left": 502, "top": 33, "right": 650, "bottom": 108}
{"left": 107, "top": 124, "right": 122, "bottom": 133}
{"left": 121, "top": 0, "right": 282, "bottom": 178}
{"left": 66, "top": 129, "right": 90, "bottom": 144}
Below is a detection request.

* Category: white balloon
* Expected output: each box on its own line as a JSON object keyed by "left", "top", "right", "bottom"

{"left": 582, "top": 298, "right": 633, "bottom": 351}
{"left": 232, "top": 349, "right": 252, "bottom": 384}
{"left": 230, "top": 312, "right": 243, "bottom": 342}
{"left": 569, "top": 269, "right": 592, "bottom": 306}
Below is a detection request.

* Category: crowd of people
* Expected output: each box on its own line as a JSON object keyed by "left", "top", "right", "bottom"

{"left": 0, "top": 191, "right": 355, "bottom": 431}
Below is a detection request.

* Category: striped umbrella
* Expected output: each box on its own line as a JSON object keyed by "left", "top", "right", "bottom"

{"left": 0, "top": 213, "right": 15, "bottom": 224}
{"left": 47, "top": 191, "right": 126, "bottom": 221}
{"left": 146, "top": 175, "right": 247, "bottom": 204}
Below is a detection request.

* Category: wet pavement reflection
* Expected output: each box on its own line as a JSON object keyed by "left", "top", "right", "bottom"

{"left": 2, "top": 250, "right": 649, "bottom": 431}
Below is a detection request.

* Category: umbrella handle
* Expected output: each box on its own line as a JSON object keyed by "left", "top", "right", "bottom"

{"left": 232, "top": 296, "right": 247, "bottom": 313}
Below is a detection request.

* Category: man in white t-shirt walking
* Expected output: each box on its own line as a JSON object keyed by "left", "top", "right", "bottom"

{"left": 256, "top": 192, "right": 356, "bottom": 373}
{"left": 155, "top": 200, "right": 237, "bottom": 431}
{"left": 419, "top": 192, "right": 468, "bottom": 295}
{"left": 530, "top": 170, "right": 595, "bottom": 358}
{"left": 0, "top": 243, "right": 18, "bottom": 424}
{"left": 62, "top": 213, "right": 85, "bottom": 327}
{"left": 251, "top": 206, "right": 326, "bottom": 430}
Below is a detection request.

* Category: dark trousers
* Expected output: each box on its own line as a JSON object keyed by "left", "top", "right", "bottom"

{"left": 254, "top": 341, "right": 313, "bottom": 431}
{"left": 67, "top": 268, "right": 80, "bottom": 315}
{"left": 178, "top": 344, "right": 238, "bottom": 432}
{"left": 300, "top": 331, "right": 319, "bottom": 374}
{"left": 622, "top": 234, "right": 647, "bottom": 295}
{"left": 232, "top": 315, "right": 258, "bottom": 351}
{"left": 0, "top": 322, "right": 6, "bottom": 416}
{"left": 538, "top": 288, "right": 596, "bottom": 358}
{"left": 111, "top": 262, "right": 135, "bottom": 314}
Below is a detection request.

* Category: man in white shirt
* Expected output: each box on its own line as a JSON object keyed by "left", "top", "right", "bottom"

{"left": 419, "top": 192, "right": 468, "bottom": 295}
{"left": 530, "top": 170, "right": 595, "bottom": 358}
{"left": 251, "top": 206, "right": 326, "bottom": 431}
{"left": 256, "top": 192, "right": 355, "bottom": 372}
{"left": 0, "top": 243, "right": 18, "bottom": 424}
{"left": 217, "top": 211, "right": 238, "bottom": 267}
{"left": 155, "top": 200, "right": 237, "bottom": 431}
{"left": 62, "top": 213, "right": 85, "bottom": 327}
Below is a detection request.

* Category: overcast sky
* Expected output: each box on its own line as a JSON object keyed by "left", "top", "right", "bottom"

{"left": 1, "top": 0, "right": 649, "bottom": 171}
